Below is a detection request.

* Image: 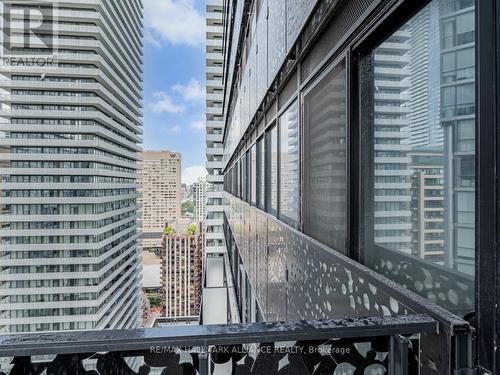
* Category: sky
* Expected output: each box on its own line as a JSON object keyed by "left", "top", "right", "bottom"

{"left": 142, "top": 0, "right": 207, "bottom": 185}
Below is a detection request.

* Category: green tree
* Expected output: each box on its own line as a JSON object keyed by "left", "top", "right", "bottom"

{"left": 164, "top": 225, "right": 175, "bottom": 236}
{"left": 181, "top": 200, "right": 194, "bottom": 215}
{"left": 187, "top": 223, "right": 197, "bottom": 235}
{"left": 148, "top": 294, "right": 161, "bottom": 307}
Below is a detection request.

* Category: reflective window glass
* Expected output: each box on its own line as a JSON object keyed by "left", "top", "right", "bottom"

{"left": 361, "top": 0, "right": 475, "bottom": 316}
{"left": 303, "top": 62, "right": 347, "bottom": 251}
{"left": 279, "top": 100, "right": 299, "bottom": 224}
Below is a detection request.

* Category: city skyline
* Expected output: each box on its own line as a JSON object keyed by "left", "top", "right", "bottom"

{"left": 142, "top": 0, "right": 208, "bottom": 184}
{"left": 0, "top": 0, "right": 497, "bottom": 374}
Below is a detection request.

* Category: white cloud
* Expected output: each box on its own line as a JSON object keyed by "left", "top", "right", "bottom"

{"left": 144, "top": 0, "right": 204, "bottom": 48}
{"left": 172, "top": 79, "right": 204, "bottom": 102}
{"left": 182, "top": 165, "right": 207, "bottom": 185}
{"left": 189, "top": 119, "right": 205, "bottom": 131}
{"left": 166, "top": 124, "right": 181, "bottom": 134}
{"left": 150, "top": 92, "right": 185, "bottom": 114}
{"left": 144, "top": 28, "right": 161, "bottom": 48}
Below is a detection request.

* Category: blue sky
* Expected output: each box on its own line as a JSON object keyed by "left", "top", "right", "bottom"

{"left": 143, "top": 0, "right": 206, "bottom": 185}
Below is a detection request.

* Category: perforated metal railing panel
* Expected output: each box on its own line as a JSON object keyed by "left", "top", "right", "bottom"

{"left": 0, "top": 315, "right": 436, "bottom": 375}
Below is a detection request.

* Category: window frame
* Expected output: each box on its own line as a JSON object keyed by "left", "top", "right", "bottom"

{"left": 265, "top": 121, "right": 278, "bottom": 216}
{"left": 256, "top": 135, "right": 265, "bottom": 210}
{"left": 301, "top": 57, "right": 349, "bottom": 253}
{"left": 250, "top": 143, "right": 257, "bottom": 206}
{"left": 277, "top": 98, "right": 300, "bottom": 227}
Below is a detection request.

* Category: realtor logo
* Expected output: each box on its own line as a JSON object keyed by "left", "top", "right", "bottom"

{"left": 1, "top": 1, "right": 58, "bottom": 60}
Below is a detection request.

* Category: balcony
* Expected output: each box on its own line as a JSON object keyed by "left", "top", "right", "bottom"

{"left": 206, "top": 25, "right": 223, "bottom": 34}
{"left": 205, "top": 218, "right": 223, "bottom": 227}
{"left": 207, "top": 14, "right": 223, "bottom": 26}
{"left": 220, "top": 196, "right": 475, "bottom": 374}
{"left": 206, "top": 204, "right": 224, "bottom": 213}
{"left": 206, "top": 79, "right": 223, "bottom": 88}
{"left": 206, "top": 174, "right": 224, "bottom": 183}
{"left": 206, "top": 0, "right": 223, "bottom": 7}
{"left": 206, "top": 191, "right": 224, "bottom": 200}
{"left": 206, "top": 66, "right": 223, "bottom": 75}
{"left": 206, "top": 39, "right": 223, "bottom": 48}
{"left": 205, "top": 245, "right": 227, "bottom": 253}
{"left": 205, "top": 231, "right": 225, "bottom": 241}
{"left": 206, "top": 120, "right": 224, "bottom": 130}
{"left": 206, "top": 133, "right": 223, "bottom": 143}
{"left": 0, "top": 314, "right": 436, "bottom": 374}
{"left": 206, "top": 161, "right": 224, "bottom": 170}
{"left": 206, "top": 92, "right": 224, "bottom": 102}
{"left": 206, "top": 147, "right": 224, "bottom": 156}
{"left": 206, "top": 106, "right": 223, "bottom": 116}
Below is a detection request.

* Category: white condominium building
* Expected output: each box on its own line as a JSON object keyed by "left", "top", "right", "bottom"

{"left": 205, "top": 0, "right": 225, "bottom": 253}
{"left": 372, "top": 29, "right": 413, "bottom": 253}
{"left": 192, "top": 177, "right": 206, "bottom": 223}
{"left": 0, "top": 0, "right": 143, "bottom": 333}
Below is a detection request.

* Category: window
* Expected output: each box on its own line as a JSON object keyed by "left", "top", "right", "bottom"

{"left": 246, "top": 151, "right": 251, "bottom": 202}
{"left": 256, "top": 136, "right": 265, "bottom": 209}
{"left": 251, "top": 144, "right": 257, "bottom": 205}
{"left": 442, "top": 47, "right": 474, "bottom": 82}
{"left": 303, "top": 61, "right": 347, "bottom": 251}
{"left": 279, "top": 100, "right": 299, "bottom": 224}
{"left": 265, "top": 124, "right": 278, "bottom": 214}
{"left": 456, "top": 119, "right": 475, "bottom": 152}
{"left": 456, "top": 12, "right": 474, "bottom": 45}
{"left": 237, "top": 159, "right": 242, "bottom": 198}
{"left": 456, "top": 191, "right": 474, "bottom": 224}
{"left": 241, "top": 154, "right": 247, "bottom": 201}
{"left": 456, "top": 155, "right": 475, "bottom": 187}
{"left": 361, "top": 0, "right": 475, "bottom": 314}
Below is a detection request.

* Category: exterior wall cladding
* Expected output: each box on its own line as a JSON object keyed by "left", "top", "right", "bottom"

{"left": 221, "top": 0, "right": 478, "bottom": 363}
{"left": 0, "top": 0, "right": 143, "bottom": 333}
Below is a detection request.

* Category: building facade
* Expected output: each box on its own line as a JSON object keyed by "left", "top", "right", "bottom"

{"left": 208, "top": 0, "right": 494, "bottom": 371}
{"left": 408, "top": 1, "right": 443, "bottom": 148}
{"left": 192, "top": 177, "right": 206, "bottom": 223}
{"left": 138, "top": 151, "right": 181, "bottom": 250}
{"left": 0, "top": 0, "right": 143, "bottom": 333}
{"left": 439, "top": 0, "right": 476, "bottom": 275}
{"left": 410, "top": 148, "right": 445, "bottom": 263}
{"left": 220, "top": 0, "right": 476, "bottom": 321}
{"left": 161, "top": 221, "right": 203, "bottom": 318}
{"left": 205, "top": 0, "right": 225, "bottom": 254}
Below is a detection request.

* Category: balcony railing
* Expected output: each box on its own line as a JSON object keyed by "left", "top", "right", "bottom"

{"left": 0, "top": 314, "right": 436, "bottom": 375}
{"left": 224, "top": 196, "right": 475, "bottom": 374}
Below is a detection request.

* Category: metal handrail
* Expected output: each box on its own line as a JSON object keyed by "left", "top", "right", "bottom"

{"left": 0, "top": 314, "right": 436, "bottom": 357}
